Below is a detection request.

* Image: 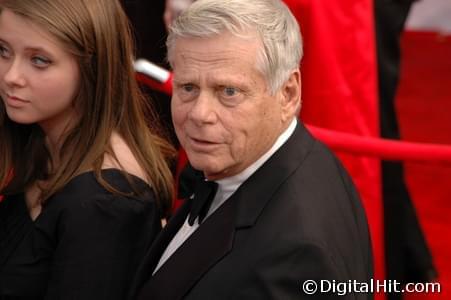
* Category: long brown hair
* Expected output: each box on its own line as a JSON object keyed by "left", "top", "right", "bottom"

{"left": 0, "top": 0, "right": 174, "bottom": 214}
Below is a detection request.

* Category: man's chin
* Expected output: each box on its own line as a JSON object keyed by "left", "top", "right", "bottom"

{"left": 191, "top": 163, "right": 216, "bottom": 175}
{"left": 188, "top": 160, "right": 222, "bottom": 180}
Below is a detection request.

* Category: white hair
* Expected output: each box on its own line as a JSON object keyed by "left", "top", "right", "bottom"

{"left": 166, "top": 0, "right": 303, "bottom": 94}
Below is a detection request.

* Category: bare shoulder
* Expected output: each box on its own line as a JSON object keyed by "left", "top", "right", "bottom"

{"left": 102, "top": 132, "right": 149, "bottom": 184}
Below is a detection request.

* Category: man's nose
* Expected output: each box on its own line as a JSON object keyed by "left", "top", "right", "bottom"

{"left": 188, "top": 91, "right": 217, "bottom": 125}
{"left": 3, "top": 59, "right": 26, "bottom": 88}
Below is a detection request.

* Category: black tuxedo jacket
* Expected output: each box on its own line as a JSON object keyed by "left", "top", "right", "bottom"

{"left": 130, "top": 122, "right": 373, "bottom": 299}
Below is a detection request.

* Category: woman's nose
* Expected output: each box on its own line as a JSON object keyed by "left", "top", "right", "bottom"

{"left": 2, "top": 59, "right": 26, "bottom": 88}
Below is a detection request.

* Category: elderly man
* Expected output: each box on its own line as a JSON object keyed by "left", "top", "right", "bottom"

{"left": 131, "top": 0, "right": 373, "bottom": 299}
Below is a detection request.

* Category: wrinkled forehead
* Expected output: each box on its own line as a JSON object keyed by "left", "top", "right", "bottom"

{"left": 171, "top": 31, "right": 263, "bottom": 74}
{"left": 170, "top": 33, "right": 271, "bottom": 96}
{"left": 168, "top": 27, "right": 262, "bottom": 65}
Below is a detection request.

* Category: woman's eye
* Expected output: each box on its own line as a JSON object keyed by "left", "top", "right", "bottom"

{"left": 31, "top": 56, "right": 51, "bottom": 68}
{"left": 0, "top": 44, "right": 11, "bottom": 59}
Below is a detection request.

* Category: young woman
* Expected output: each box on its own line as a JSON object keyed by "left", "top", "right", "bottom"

{"left": 0, "top": 0, "right": 174, "bottom": 298}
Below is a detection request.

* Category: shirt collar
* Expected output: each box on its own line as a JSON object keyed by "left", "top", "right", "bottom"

{"left": 209, "top": 118, "right": 298, "bottom": 212}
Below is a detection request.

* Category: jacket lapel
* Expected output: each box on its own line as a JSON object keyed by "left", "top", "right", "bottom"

{"left": 137, "top": 195, "right": 237, "bottom": 300}
{"left": 129, "top": 201, "right": 191, "bottom": 300}
{"left": 233, "top": 122, "right": 315, "bottom": 228}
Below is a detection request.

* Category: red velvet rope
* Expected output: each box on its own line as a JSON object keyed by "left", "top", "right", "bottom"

{"left": 307, "top": 125, "right": 451, "bottom": 163}
{"left": 135, "top": 60, "right": 451, "bottom": 163}
{"left": 136, "top": 73, "right": 173, "bottom": 96}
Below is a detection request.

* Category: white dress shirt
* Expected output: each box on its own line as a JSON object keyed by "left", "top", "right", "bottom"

{"left": 153, "top": 118, "right": 297, "bottom": 274}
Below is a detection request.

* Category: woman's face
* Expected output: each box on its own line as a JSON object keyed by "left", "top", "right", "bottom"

{"left": 0, "top": 9, "right": 80, "bottom": 138}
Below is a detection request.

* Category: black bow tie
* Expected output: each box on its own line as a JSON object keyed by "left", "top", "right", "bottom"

{"left": 179, "top": 164, "right": 218, "bottom": 226}
{"left": 188, "top": 178, "right": 218, "bottom": 226}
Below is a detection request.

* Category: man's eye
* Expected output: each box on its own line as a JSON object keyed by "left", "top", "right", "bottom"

{"left": 222, "top": 87, "right": 239, "bottom": 97}
{"left": 31, "top": 56, "right": 51, "bottom": 68}
{"left": 183, "top": 84, "right": 195, "bottom": 92}
{"left": 176, "top": 83, "right": 198, "bottom": 102}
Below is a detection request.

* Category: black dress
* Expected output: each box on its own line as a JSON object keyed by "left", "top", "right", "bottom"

{"left": 0, "top": 169, "right": 162, "bottom": 299}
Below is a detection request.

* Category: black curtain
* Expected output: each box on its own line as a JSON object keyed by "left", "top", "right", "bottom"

{"left": 123, "top": 0, "right": 177, "bottom": 147}
{"left": 374, "top": 1, "right": 437, "bottom": 299}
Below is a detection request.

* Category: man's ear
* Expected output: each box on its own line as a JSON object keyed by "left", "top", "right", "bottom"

{"left": 280, "top": 69, "right": 301, "bottom": 122}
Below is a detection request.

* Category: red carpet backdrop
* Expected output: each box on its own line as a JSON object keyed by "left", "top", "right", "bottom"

{"left": 399, "top": 31, "right": 451, "bottom": 300}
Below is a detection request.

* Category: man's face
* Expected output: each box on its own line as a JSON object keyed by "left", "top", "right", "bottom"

{"left": 171, "top": 31, "right": 291, "bottom": 180}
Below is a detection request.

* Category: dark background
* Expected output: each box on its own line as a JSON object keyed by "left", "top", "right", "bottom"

{"left": 122, "top": 0, "right": 177, "bottom": 146}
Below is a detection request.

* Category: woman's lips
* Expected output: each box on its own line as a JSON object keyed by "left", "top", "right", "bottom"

{"left": 5, "top": 94, "right": 30, "bottom": 107}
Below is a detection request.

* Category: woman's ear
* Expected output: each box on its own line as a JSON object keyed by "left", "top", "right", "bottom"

{"left": 280, "top": 69, "right": 301, "bottom": 122}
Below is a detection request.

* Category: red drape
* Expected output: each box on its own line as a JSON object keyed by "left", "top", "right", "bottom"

{"left": 283, "top": 0, "right": 384, "bottom": 298}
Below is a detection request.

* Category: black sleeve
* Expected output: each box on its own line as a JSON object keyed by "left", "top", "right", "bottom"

{"left": 44, "top": 193, "right": 161, "bottom": 300}
{"left": 233, "top": 242, "right": 372, "bottom": 300}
